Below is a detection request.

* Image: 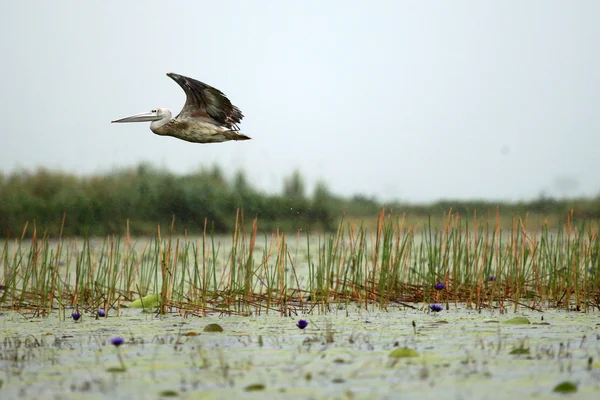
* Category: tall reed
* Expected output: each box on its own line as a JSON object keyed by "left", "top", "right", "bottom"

{"left": 0, "top": 210, "right": 598, "bottom": 315}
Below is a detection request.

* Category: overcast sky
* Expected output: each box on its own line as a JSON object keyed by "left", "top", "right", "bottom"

{"left": 1, "top": 1, "right": 598, "bottom": 202}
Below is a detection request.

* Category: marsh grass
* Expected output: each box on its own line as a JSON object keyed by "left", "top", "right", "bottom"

{"left": 1, "top": 210, "right": 598, "bottom": 316}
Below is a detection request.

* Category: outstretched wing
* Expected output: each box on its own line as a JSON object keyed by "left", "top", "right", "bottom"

{"left": 167, "top": 72, "right": 244, "bottom": 130}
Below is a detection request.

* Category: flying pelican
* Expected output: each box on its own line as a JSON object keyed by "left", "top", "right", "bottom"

{"left": 112, "top": 73, "right": 251, "bottom": 143}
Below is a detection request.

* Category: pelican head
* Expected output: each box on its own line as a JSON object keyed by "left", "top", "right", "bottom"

{"left": 111, "top": 108, "right": 172, "bottom": 131}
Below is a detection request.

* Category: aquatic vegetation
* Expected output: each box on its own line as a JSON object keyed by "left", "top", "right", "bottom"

{"left": 203, "top": 323, "right": 224, "bottom": 332}
{"left": 158, "top": 390, "right": 180, "bottom": 397}
{"left": 389, "top": 347, "right": 420, "bottom": 358}
{"left": 429, "top": 304, "right": 443, "bottom": 312}
{"left": 553, "top": 381, "right": 578, "bottom": 393}
{"left": 108, "top": 336, "right": 127, "bottom": 373}
{"left": 244, "top": 384, "right": 266, "bottom": 392}
{"left": 129, "top": 294, "right": 161, "bottom": 309}
{"left": 296, "top": 319, "right": 309, "bottom": 329}
{"left": 509, "top": 347, "right": 531, "bottom": 355}
{"left": 503, "top": 317, "right": 531, "bottom": 325}
{"left": 0, "top": 308, "right": 598, "bottom": 399}
{"left": 0, "top": 209, "right": 598, "bottom": 316}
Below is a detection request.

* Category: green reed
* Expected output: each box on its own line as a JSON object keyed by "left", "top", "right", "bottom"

{"left": 0, "top": 210, "right": 598, "bottom": 316}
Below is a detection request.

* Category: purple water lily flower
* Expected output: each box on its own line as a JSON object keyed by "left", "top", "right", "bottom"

{"left": 429, "top": 304, "right": 443, "bottom": 312}
{"left": 435, "top": 283, "right": 445, "bottom": 290}
{"left": 72, "top": 311, "right": 81, "bottom": 321}
{"left": 111, "top": 337, "right": 124, "bottom": 347}
{"left": 296, "top": 319, "right": 309, "bottom": 329}
{"left": 97, "top": 310, "right": 106, "bottom": 317}
{"left": 488, "top": 275, "right": 497, "bottom": 281}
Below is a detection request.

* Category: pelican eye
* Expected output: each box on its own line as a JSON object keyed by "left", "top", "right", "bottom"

{"left": 151, "top": 109, "right": 157, "bottom": 113}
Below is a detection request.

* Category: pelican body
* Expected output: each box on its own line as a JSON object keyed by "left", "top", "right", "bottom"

{"left": 112, "top": 73, "right": 250, "bottom": 143}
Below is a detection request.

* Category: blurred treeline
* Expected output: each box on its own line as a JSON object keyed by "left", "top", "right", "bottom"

{"left": 0, "top": 164, "right": 599, "bottom": 237}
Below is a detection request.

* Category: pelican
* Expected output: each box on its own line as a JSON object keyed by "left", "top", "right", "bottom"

{"left": 112, "top": 73, "right": 250, "bottom": 143}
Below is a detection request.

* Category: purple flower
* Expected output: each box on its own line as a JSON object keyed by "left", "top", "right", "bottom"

{"left": 489, "top": 275, "right": 497, "bottom": 281}
{"left": 111, "top": 337, "right": 124, "bottom": 347}
{"left": 296, "top": 319, "right": 309, "bottom": 329}
{"left": 429, "top": 304, "right": 443, "bottom": 312}
{"left": 97, "top": 310, "right": 106, "bottom": 317}
{"left": 435, "top": 283, "right": 445, "bottom": 290}
{"left": 72, "top": 311, "right": 81, "bottom": 321}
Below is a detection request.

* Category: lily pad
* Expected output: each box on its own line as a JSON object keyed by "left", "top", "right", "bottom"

{"left": 245, "top": 383, "right": 265, "bottom": 391}
{"left": 389, "top": 347, "right": 420, "bottom": 358}
{"left": 129, "top": 294, "right": 160, "bottom": 309}
{"left": 553, "top": 381, "right": 577, "bottom": 393}
{"left": 509, "top": 347, "right": 530, "bottom": 355}
{"left": 106, "top": 366, "right": 127, "bottom": 373}
{"left": 159, "top": 390, "right": 179, "bottom": 397}
{"left": 503, "top": 317, "right": 530, "bottom": 325}
{"left": 203, "top": 323, "right": 224, "bottom": 332}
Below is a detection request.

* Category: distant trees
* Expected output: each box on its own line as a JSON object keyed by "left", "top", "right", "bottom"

{"left": 283, "top": 169, "right": 305, "bottom": 199}
{"left": 0, "top": 166, "right": 339, "bottom": 236}
{"left": 0, "top": 164, "right": 598, "bottom": 237}
{"left": 311, "top": 180, "right": 336, "bottom": 231}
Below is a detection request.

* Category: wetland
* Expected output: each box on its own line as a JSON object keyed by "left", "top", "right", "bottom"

{"left": 1, "top": 212, "right": 599, "bottom": 398}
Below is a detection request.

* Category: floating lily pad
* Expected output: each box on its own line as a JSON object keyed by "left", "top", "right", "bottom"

{"left": 203, "top": 323, "right": 224, "bottom": 332}
{"left": 159, "top": 390, "right": 179, "bottom": 397}
{"left": 509, "top": 347, "right": 530, "bottom": 355}
{"left": 389, "top": 347, "right": 419, "bottom": 358}
{"left": 245, "top": 383, "right": 265, "bottom": 391}
{"left": 129, "top": 294, "right": 160, "bottom": 309}
{"left": 503, "top": 317, "right": 530, "bottom": 325}
{"left": 553, "top": 381, "right": 577, "bottom": 393}
{"left": 106, "top": 366, "right": 127, "bottom": 373}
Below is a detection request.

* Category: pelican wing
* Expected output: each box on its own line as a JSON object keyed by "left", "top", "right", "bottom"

{"left": 167, "top": 73, "right": 244, "bottom": 130}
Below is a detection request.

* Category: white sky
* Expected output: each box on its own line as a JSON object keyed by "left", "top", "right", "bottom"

{"left": 1, "top": 1, "right": 598, "bottom": 202}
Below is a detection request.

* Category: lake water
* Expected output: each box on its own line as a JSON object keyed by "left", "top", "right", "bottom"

{"left": 1, "top": 305, "right": 599, "bottom": 399}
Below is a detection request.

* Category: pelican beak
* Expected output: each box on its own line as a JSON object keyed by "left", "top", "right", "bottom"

{"left": 111, "top": 110, "right": 161, "bottom": 123}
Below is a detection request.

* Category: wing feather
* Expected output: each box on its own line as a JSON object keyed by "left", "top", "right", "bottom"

{"left": 167, "top": 73, "right": 244, "bottom": 130}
